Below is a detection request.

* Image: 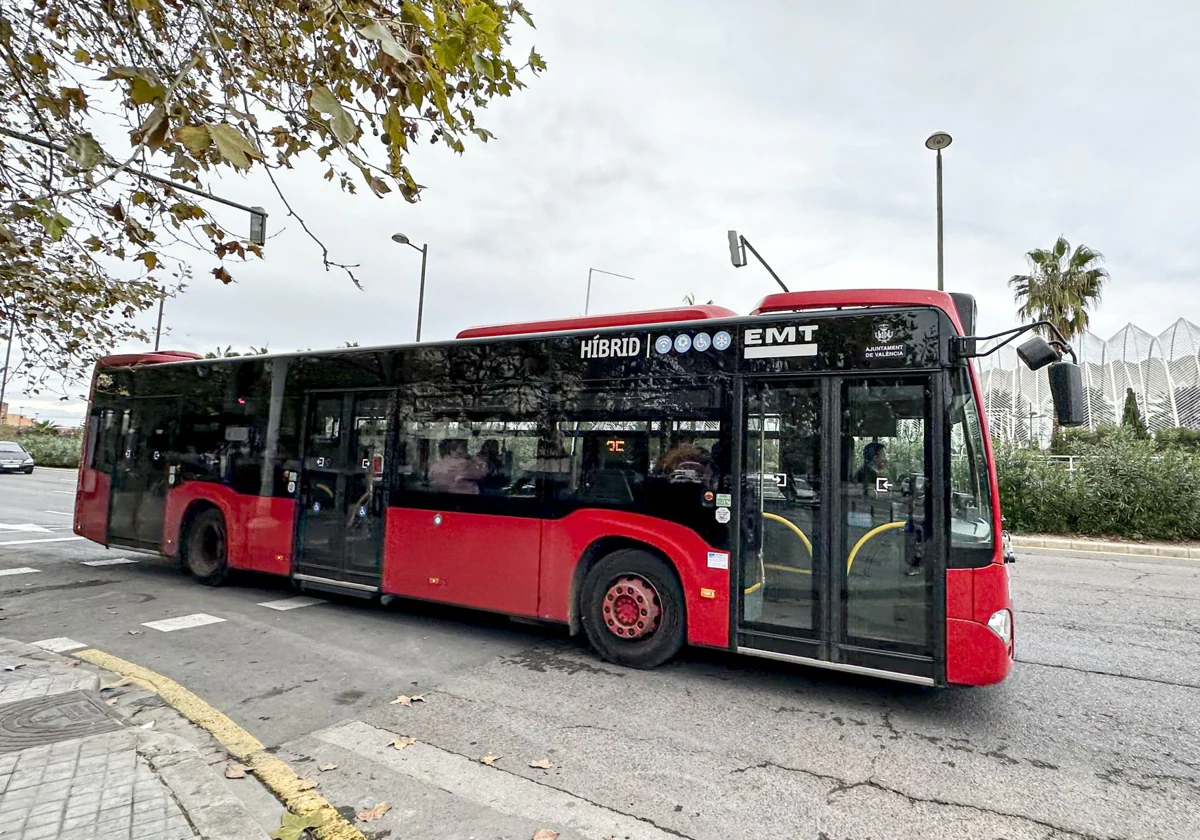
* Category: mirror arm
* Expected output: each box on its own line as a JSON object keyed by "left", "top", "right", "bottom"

{"left": 952, "top": 321, "right": 1077, "bottom": 363}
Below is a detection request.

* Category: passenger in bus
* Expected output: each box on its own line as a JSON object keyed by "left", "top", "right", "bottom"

{"left": 477, "top": 439, "right": 508, "bottom": 492}
{"left": 428, "top": 438, "right": 487, "bottom": 494}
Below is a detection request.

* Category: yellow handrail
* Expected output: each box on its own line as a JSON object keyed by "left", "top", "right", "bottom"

{"left": 761, "top": 511, "right": 813, "bottom": 556}
{"left": 845, "top": 521, "right": 906, "bottom": 574}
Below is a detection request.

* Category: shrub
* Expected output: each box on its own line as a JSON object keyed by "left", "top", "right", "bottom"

{"left": 997, "top": 434, "right": 1200, "bottom": 541}
{"left": 19, "top": 433, "right": 82, "bottom": 469}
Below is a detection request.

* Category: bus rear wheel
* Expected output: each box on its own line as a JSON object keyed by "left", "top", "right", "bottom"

{"left": 581, "top": 549, "right": 685, "bottom": 669}
{"left": 183, "top": 509, "right": 229, "bottom": 587}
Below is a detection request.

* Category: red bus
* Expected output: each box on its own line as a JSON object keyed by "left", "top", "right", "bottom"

{"left": 74, "top": 289, "right": 1084, "bottom": 687}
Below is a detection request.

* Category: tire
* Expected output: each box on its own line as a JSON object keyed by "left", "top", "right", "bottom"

{"left": 182, "top": 508, "right": 229, "bottom": 586}
{"left": 580, "top": 549, "right": 686, "bottom": 669}
{"left": 22, "top": 468, "right": 33, "bottom": 474}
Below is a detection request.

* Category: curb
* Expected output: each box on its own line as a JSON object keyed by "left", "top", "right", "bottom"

{"left": 1011, "top": 535, "right": 1200, "bottom": 560}
{"left": 137, "top": 731, "right": 270, "bottom": 840}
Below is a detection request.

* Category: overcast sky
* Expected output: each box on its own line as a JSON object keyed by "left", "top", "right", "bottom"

{"left": 13, "top": 0, "right": 1200, "bottom": 424}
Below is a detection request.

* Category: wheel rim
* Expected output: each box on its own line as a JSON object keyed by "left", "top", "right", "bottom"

{"left": 190, "top": 522, "right": 224, "bottom": 576}
{"left": 601, "top": 575, "right": 662, "bottom": 640}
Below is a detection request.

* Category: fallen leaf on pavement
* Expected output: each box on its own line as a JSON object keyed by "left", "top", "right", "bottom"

{"left": 270, "top": 810, "right": 328, "bottom": 840}
{"left": 127, "top": 630, "right": 141, "bottom": 635}
{"left": 139, "top": 720, "right": 155, "bottom": 730}
{"left": 480, "top": 754, "right": 499, "bottom": 766}
{"left": 389, "top": 694, "right": 425, "bottom": 707}
{"left": 529, "top": 757, "right": 552, "bottom": 769}
{"left": 532, "top": 830, "right": 559, "bottom": 840}
{"left": 2, "top": 663, "right": 25, "bottom": 671}
{"left": 358, "top": 801, "right": 391, "bottom": 821}
{"left": 225, "top": 763, "right": 249, "bottom": 779}
{"left": 389, "top": 737, "right": 416, "bottom": 751}
{"left": 295, "top": 778, "right": 317, "bottom": 791}
{"left": 101, "top": 677, "right": 133, "bottom": 691}
{"left": 318, "top": 763, "right": 338, "bottom": 772}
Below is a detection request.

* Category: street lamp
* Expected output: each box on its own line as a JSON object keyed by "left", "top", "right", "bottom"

{"left": 585, "top": 268, "right": 635, "bottom": 315}
{"left": 925, "top": 131, "right": 952, "bottom": 292}
{"left": 392, "top": 233, "right": 428, "bottom": 341}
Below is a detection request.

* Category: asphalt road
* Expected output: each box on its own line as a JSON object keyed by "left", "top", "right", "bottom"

{"left": 1, "top": 468, "right": 1197, "bottom": 839}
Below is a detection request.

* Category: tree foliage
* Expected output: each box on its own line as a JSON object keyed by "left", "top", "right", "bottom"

{"left": 1121, "top": 387, "right": 1149, "bottom": 439}
{"left": 0, "top": 0, "right": 543, "bottom": 389}
{"left": 1008, "top": 236, "right": 1109, "bottom": 342}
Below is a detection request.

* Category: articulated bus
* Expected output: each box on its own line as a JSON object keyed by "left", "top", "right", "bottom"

{"left": 74, "top": 289, "right": 1084, "bottom": 687}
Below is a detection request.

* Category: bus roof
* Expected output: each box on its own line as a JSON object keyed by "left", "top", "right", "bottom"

{"left": 455, "top": 304, "right": 739, "bottom": 339}
{"left": 751, "top": 289, "right": 967, "bottom": 332}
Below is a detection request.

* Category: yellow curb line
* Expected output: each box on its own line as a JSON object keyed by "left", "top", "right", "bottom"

{"left": 76, "top": 648, "right": 366, "bottom": 840}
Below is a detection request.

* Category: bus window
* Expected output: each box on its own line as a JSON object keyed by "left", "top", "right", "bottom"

{"left": 948, "top": 369, "right": 995, "bottom": 567}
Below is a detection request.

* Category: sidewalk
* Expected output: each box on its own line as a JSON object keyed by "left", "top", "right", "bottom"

{"left": 0, "top": 639, "right": 267, "bottom": 840}
{"left": 1012, "top": 533, "right": 1200, "bottom": 559}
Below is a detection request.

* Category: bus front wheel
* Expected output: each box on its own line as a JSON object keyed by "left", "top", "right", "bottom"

{"left": 183, "top": 509, "right": 229, "bottom": 587}
{"left": 581, "top": 549, "right": 685, "bottom": 669}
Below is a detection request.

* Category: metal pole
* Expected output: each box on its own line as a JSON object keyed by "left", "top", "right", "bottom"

{"left": 936, "top": 149, "right": 945, "bottom": 292}
{"left": 415, "top": 244, "right": 428, "bottom": 342}
{"left": 739, "top": 237, "right": 789, "bottom": 293}
{"left": 0, "top": 319, "right": 13, "bottom": 423}
{"left": 585, "top": 268, "right": 594, "bottom": 316}
{"left": 153, "top": 288, "right": 165, "bottom": 351}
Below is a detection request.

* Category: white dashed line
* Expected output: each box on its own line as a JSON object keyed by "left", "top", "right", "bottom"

{"left": 0, "top": 536, "right": 84, "bottom": 546}
{"left": 43, "top": 511, "right": 73, "bottom": 517}
{"left": 52, "top": 490, "right": 75, "bottom": 495}
{"left": 81, "top": 558, "right": 139, "bottom": 567}
{"left": 258, "top": 596, "right": 326, "bottom": 611}
{"left": 31, "top": 637, "right": 86, "bottom": 653}
{"left": 142, "top": 613, "right": 226, "bottom": 632}
{"left": 0, "top": 567, "right": 40, "bottom": 576}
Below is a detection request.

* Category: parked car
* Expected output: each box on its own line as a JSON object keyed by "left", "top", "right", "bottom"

{"left": 0, "top": 441, "right": 35, "bottom": 474}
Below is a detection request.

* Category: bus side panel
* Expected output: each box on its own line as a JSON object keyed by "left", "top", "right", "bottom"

{"left": 163, "top": 483, "right": 294, "bottom": 576}
{"left": 74, "top": 467, "right": 111, "bottom": 546}
{"left": 381, "top": 508, "right": 542, "bottom": 616}
{"left": 538, "top": 510, "right": 731, "bottom": 649}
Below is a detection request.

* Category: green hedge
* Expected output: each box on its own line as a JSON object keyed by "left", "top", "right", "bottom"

{"left": 997, "top": 434, "right": 1200, "bottom": 541}
{"left": 16, "top": 434, "right": 82, "bottom": 469}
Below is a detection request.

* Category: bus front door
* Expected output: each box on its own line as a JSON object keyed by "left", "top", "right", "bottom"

{"left": 294, "top": 392, "right": 392, "bottom": 591}
{"left": 738, "top": 375, "right": 940, "bottom": 685}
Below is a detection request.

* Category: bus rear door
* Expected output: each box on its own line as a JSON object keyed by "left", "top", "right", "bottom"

{"left": 294, "top": 391, "right": 392, "bottom": 592}
{"left": 738, "top": 374, "right": 942, "bottom": 685}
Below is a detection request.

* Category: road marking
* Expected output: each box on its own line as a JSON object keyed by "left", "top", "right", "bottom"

{"left": 0, "top": 523, "right": 51, "bottom": 533}
{"left": 52, "top": 490, "right": 75, "bottom": 495}
{"left": 74, "top": 648, "right": 366, "bottom": 840}
{"left": 142, "top": 613, "right": 226, "bottom": 632}
{"left": 0, "top": 536, "right": 84, "bottom": 546}
{"left": 43, "top": 510, "right": 72, "bottom": 516}
{"left": 81, "top": 557, "right": 138, "bottom": 567}
{"left": 31, "top": 637, "right": 86, "bottom": 653}
{"left": 316, "top": 721, "right": 681, "bottom": 840}
{"left": 0, "top": 567, "right": 40, "bottom": 577}
{"left": 258, "top": 596, "right": 326, "bottom": 611}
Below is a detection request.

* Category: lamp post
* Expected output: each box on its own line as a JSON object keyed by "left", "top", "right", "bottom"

{"left": 585, "top": 268, "right": 635, "bottom": 316}
{"left": 925, "top": 131, "right": 952, "bottom": 292}
{"left": 392, "top": 233, "right": 428, "bottom": 341}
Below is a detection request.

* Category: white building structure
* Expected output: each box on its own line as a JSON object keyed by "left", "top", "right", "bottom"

{"left": 976, "top": 319, "right": 1200, "bottom": 445}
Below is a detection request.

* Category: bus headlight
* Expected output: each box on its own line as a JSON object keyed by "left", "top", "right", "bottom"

{"left": 987, "top": 609, "right": 1012, "bottom": 645}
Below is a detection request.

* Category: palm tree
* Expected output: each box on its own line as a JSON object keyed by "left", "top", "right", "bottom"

{"left": 29, "top": 419, "right": 58, "bottom": 435}
{"left": 1008, "top": 236, "right": 1110, "bottom": 342}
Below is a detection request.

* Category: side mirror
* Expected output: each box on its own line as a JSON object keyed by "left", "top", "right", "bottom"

{"left": 1048, "top": 362, "right": 1086, "bottom": 427}
{"left": 1016, "top": 336, "right": 1060, "bottom": 371}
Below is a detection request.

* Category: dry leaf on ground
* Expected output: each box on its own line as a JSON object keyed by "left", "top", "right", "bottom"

{"left": 224, "top": 763, "right": 249, "bottom": 779}
{"left": 127, "top": 630, "right": 141, "bottom": 635}
{"left": 528, "top": 757, "right": 552, "bottom": 769}
{"left": 532, "top": 830, "right": 560, "bottom": 840}
{"left": 389, "top": 694, "right": 425, "bottom": 707}
{"left": 318, "top": 763, "right": 338, "bottom": 772}
{"left": 295, "top": 778, "right": 317, "bottom": 791}
{"left": 358, "top": 801, "right": 391, "bottom": 821}
{"left": 480, "top": 754, "right": 499, "bottom": 766}
{"left": 389, "top": 737, "right": 417, "bottom": 751}
{"left": 100, "top": 677, "right": 133, "bottom": 690}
